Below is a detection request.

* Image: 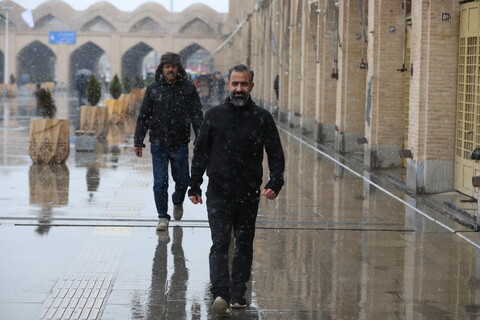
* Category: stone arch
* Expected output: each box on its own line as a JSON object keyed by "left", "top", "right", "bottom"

{"left": 17, "top": 41, "right": 56, "bottom": 84}
{"left": 34, "top": 14, "right": 68, "bottom": 30}
{"left": 179, "top": 18, "right": 214, "bottom": 34}
{"left": 130, "top": 17, "right": 165, "bottom": 33}
{"left": 69, "top": 42, "right": 105, "bottom": 90}
{"left": 180, "top": 43, "right": 213, "bottom": 72}
{"left": 122, "top": 42, "right": 156, "bottom": 81}
{"left": 0, "top": 12, "right": 16, "bottom": 31}
{"left": 81, "top": 16, "right": 116, "bottom": 32}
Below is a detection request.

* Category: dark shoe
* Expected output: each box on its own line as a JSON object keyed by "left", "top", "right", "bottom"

{"left": 173, "top": 204, "right": 183, "bottom": 221}
{"left": 230, "top": 297, "right": 247, "bottom": 309}
{"left": 211, "top": 296, "right": 231, "bottom": 315}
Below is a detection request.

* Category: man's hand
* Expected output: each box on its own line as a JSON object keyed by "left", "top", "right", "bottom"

{"left": 189, "top": 195, "right": 203, "bottom": 204}
{"left": 134, "top": 147, "right": 143, "bottom": 157}
{"left": 262, "top": 188, "right": 277, "bottom": 200}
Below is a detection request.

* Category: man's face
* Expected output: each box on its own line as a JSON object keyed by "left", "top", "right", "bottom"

{"left": 227, "top": 71, "right": 254, "bottom": 107}
{"left": 162, "top": 64, "right": 179, "bottom": 83}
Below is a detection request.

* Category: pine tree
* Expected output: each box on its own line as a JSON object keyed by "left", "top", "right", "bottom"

{"left": 122, "top": 75, "right": 131, "bottom": 94}
{"left": 86, "top": 75, "right": 101, "bottom": 106}
{"left": 35, "top": 89, "right": 56, "bottom": 118}
{"left": 109, "top": 74, "right": 122, "bottom": 99}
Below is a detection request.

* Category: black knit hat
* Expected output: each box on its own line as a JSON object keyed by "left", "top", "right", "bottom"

{"left": 155, "top": 52, "right": 187, "bottom": 81}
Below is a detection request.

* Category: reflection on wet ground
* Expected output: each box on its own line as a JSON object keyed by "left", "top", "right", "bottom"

{"left": 1, "top": 90, "right": 480, "bottom": 319}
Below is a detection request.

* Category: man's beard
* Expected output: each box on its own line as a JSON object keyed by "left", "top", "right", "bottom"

{"left": 229, "top": 91, "right": 249, "bottom": 107}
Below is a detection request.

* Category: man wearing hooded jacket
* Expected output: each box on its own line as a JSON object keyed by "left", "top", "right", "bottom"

{"left": 134, "top": 52, "right": 203, "bottom": 231}
{"left": 188, "top": 64, "right": 285, "bottom": 315}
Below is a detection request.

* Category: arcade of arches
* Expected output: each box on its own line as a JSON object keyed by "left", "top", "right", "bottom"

{"left": 0, "top": 1, "right": 231, "bottom": 89}
{"left": 226, "top": 0, "right": 467, "bottom": 198}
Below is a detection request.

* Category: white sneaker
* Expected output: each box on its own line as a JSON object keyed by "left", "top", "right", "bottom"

{"left": 211, "top": 296, "right": 231, "bottom": 315}
{"left": 156, "top": 218, "right": 169, "bottom": 231}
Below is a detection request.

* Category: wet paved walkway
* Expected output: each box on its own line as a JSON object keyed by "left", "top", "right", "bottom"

{"left": 2, "top": 91, "right": 480, "bottom": 319}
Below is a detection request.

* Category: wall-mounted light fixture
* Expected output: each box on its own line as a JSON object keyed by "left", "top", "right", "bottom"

{"left": 470, "top": 148, "right": 480, "bottom": 160}
{"left": 399, "top": 149, "right": 412, "bottom": 158}
{"left": 472, "top": 176, "right": 480, "bottom": 188}
{"left": 356, "top": 137, "right": 368, "bottom": 144}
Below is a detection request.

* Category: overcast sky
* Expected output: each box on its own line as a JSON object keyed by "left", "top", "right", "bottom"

{"left": 13, "top": 0, "right": 229, "bottom": 13}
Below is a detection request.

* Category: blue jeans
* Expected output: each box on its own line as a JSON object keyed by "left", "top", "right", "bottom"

{"left": 150, "top": 143, "right": 189, "bottom": 220}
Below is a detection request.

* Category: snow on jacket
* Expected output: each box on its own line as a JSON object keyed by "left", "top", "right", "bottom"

{"left": 188, "top": 97, "right": 285, "bottom": 197}
{"left": 134, "top": 77, "right": 203, "bottom": 148}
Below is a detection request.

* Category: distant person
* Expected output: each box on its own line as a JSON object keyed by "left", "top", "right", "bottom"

{"left": 134, "top": 52, "right": 203, "bottom": 231}
{"left": 273, "top": 74, "right": 279, "bottom": 102}
{"left": 34, "top": 83, "right": 41, "bottom": 115}
{"left": 216, "top": 72, "right": 225, "bottom": 97}
{"left": 76, "top": 74, "right": 88, "bottom": 105}
{"left": 188, "top": 64, "right": 285, "bottom": 315}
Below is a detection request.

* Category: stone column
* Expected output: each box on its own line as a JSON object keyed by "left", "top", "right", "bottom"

{"left": 316, "top": 0, "right": 337, "bottom": 143}
{"left": 55, "top": 45, "right": 71, "bottom": 89}
{"left": 287, "top": 0, "right": 302, "bottom": 128}
{"left": 364, "top": 0, "right": 404, "bottom": 169}
{"left": 335, "top": 0, "right": 367, "bottom": 153}
{"left": 278, "top": 0, "right": 291, "bottom": 123}
{"left": 108, "top": 34, "right": 121, "bottom": 80}
{"left": 299, "top": 2, "right": 319, "bottom": 137}
{"left": 270, "top": 0, "right": 282, "bottom": 115}
{"left": 406, "top": 0, "right": 459, "bottom": 194}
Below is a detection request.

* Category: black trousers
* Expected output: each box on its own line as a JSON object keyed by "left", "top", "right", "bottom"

{"left": 206, "top": 189, "right": 260, "bottom": 302}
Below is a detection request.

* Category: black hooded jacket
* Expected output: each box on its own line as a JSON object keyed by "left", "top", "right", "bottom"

{"left": 188, "top": 97, "right": 285, "bottom": 197}
{"left": 134, "top": 76, "right": 203, "bottom": 148}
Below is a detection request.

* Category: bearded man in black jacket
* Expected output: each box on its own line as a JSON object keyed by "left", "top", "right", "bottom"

{"left": 134, "top": 52, "right": 203, "bottom": 232}
{"left": 188, "top": 64, "right": 285, "bottom": 315}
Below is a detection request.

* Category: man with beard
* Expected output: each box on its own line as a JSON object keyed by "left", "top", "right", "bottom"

{"left": 134, "top": 52, "right": 203, "bottom": 231}
{"left": 188, "top": 64, "right": 285, "bottom": 315}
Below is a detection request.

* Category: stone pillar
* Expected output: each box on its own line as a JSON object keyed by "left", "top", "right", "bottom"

{"left": 287, "top": 0, "right": 302, "bottom": 128}
{"left": 253, "top": 8, "right": 266, "bottom": 106}
{"left": 55, "top": 45, "right": 71, "bottom": 89}
{"left": 8, "top": 32, "right": 16, "bottom": 84}
{"left": 270, "top": 0, "right": 282, "bottom": 115}
{"left": 335, "top": 0, "right": 367, "bottom": 154}
{"left": 406, "top": 0, "right": 459, "bottom": 194}
{"left": 266, "top": 1, "right": 279, "bottom": 110}
{"left": 278, "top": 0, "right": 291, "bottom": 123}
{"left": 108, "top": 34, "right": 121, "bottom": 81}
{"left": 299, "top": 2, "right": 319, "bottom": 137}
{"left": 316, "top": 0, "right": 337, "bottom": 143}
{"left": 364, "top": 0, "right": 404, "bottom": 169}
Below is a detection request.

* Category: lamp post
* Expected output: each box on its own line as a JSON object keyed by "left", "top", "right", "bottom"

{"left": 2, "top": 6, "right": 11, "bottom": 85}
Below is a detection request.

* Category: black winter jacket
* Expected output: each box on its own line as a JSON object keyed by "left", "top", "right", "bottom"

{"left": 188, "top": 97, "right": 285, "bottom": 197}
{"left": 134, "top": 77, "right": 203, "bottom": 148}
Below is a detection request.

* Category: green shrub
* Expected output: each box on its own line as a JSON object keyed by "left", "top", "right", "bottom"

{"left": 109, "top": 74, "right": 122, "bottom": 99}
{"left": 86, "top": 75, "right": 101, "bottom": 106}
{"left": 35, "top": 89, "right": 56, "bottom": 118}
{"left": 9, "top": 74, "right": 15, "bottom": 85}
{"left": 145, "top": 73, "right": 155, "bottom": 86}
{"left": 133, "top": 76, "right": 145, "bottom": 89}
{"left": 122, "top": 75, "right": 131, "bottom": 94}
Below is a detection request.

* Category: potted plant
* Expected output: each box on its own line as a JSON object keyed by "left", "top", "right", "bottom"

{"left": 29, "top": 89, "right": 70, "bottom": 163}
{"left": 131, "top": 75, "right": 145, "bottom": 107}
{"left": 40, "top": 73, "right": 55, "bottom": 92}
{"left": 36, "top": 88, "right": 56, "bottom": 118}
{"left": 120, "top": 75, "right": 136, "bottom": 115}
{"left": 104, "top": 74, "right": 126, "bottom": 124}
{"left": 78, "top": 75, "right": 109, "bottom": 140}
